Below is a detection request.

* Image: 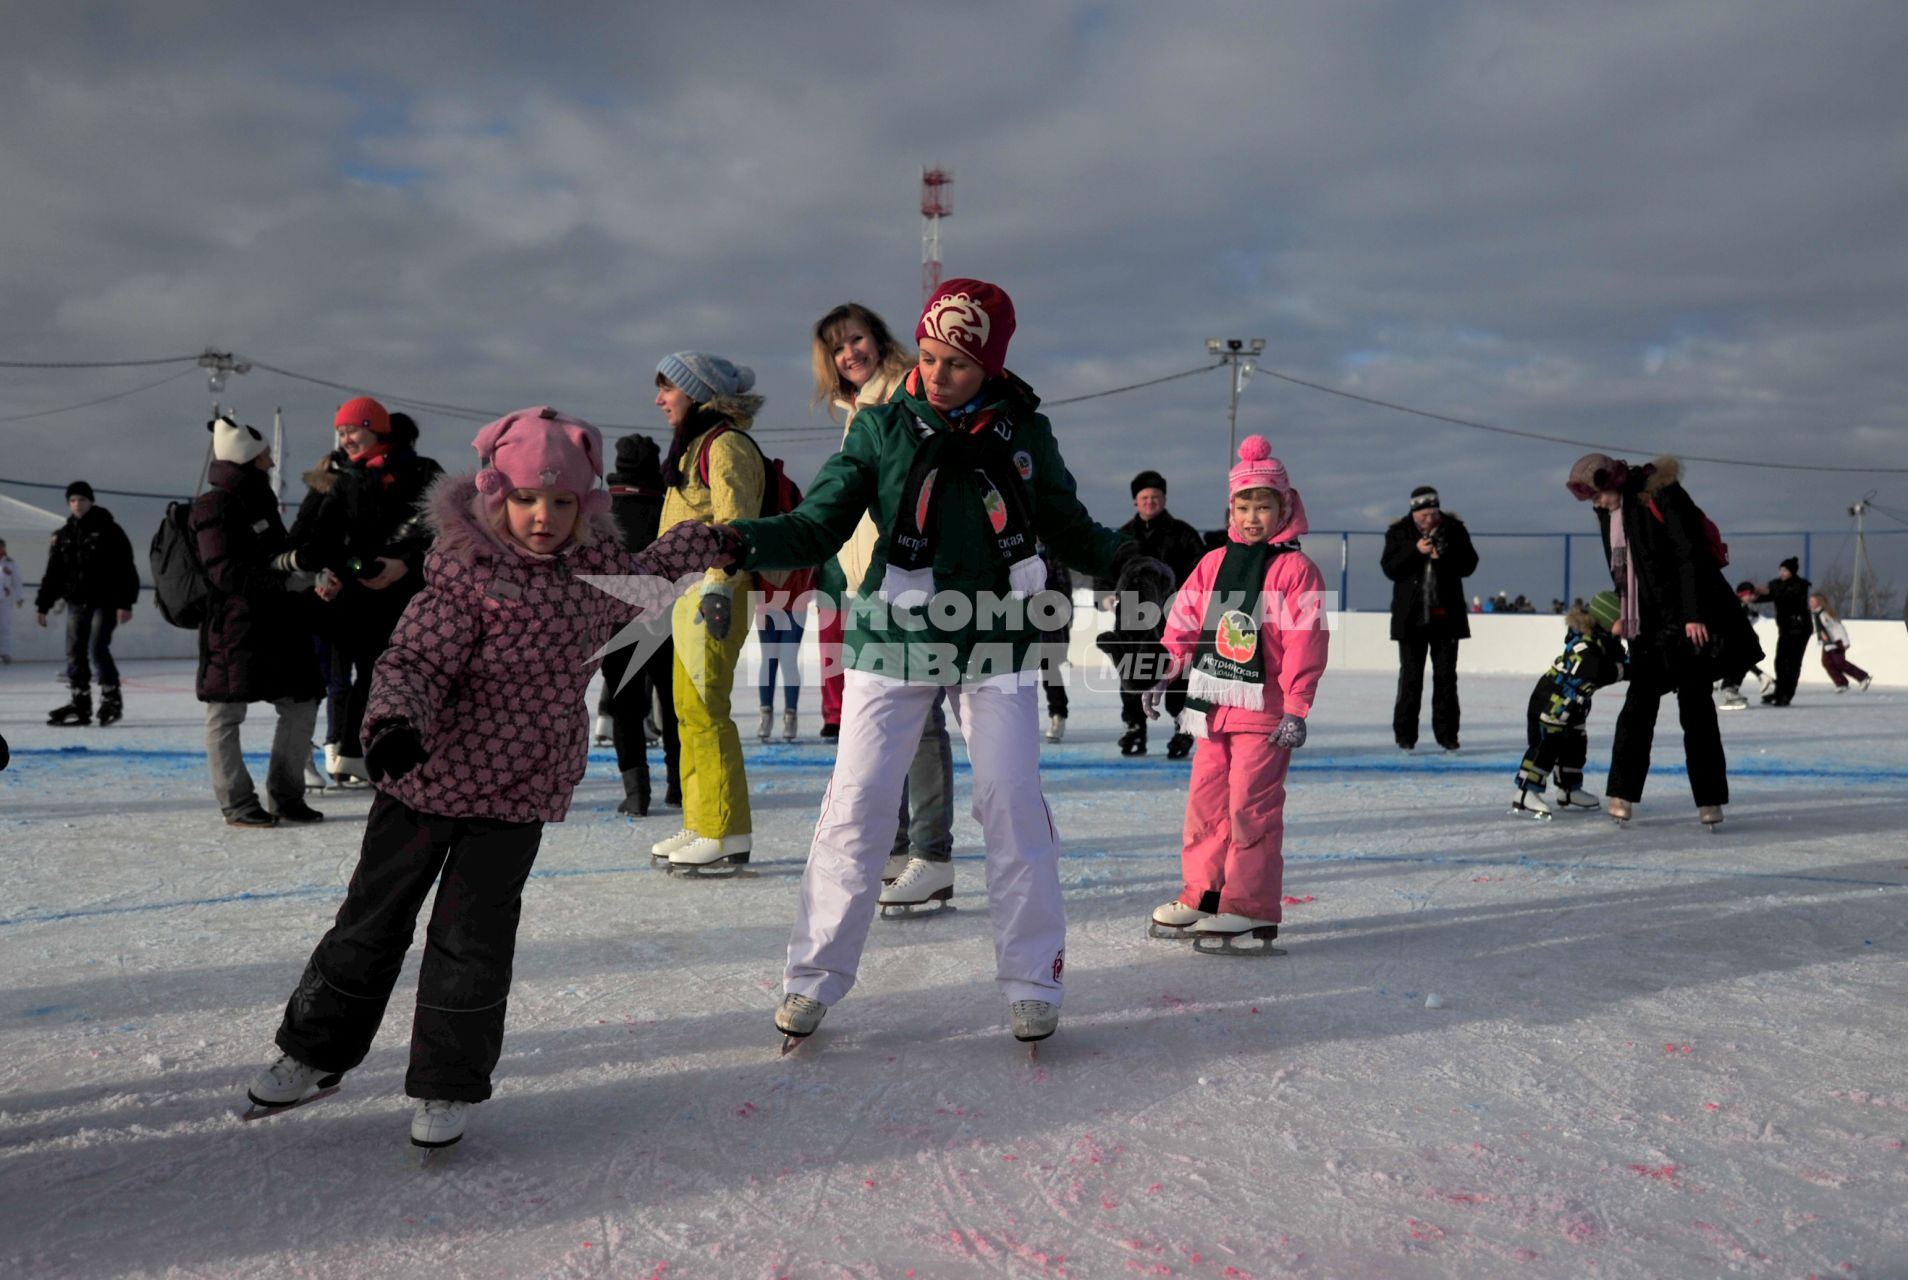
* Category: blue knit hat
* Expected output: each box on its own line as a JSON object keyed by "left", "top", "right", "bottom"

{"left": 656, "top": 352, "right": 754, "bottom": 405}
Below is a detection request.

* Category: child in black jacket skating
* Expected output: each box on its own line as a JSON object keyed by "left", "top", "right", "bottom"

{"left": 1512, "top": 591, "right": 1628, "bottom": 818}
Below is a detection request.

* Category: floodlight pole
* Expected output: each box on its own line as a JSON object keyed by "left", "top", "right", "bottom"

{"left": 1205, "top": 337, "right": 1266, "bottom": 460}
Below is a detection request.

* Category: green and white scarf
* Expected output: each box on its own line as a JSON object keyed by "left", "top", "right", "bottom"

{"left": 1183, "top": 541, "right": 1293, "bottom": 724}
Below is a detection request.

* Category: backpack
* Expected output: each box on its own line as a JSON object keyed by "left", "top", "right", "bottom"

{"left": 150, "top": 501, "right": 212, "bottom": 628}
{"left": 695, "top": 426, "right": 816, "bottom": 602}
{"left": 1646, "top": 496, "right": 1729, "bottom": 569}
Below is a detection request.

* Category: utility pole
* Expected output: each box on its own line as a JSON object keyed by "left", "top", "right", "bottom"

{"left": 1205, "top": 337, "right": 1266, "bottom": 460}
{"left": 1849, "top": 492, "right": 1874, "bottom": 616}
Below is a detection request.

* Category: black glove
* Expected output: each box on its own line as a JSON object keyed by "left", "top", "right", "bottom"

{"left": 364, "top": 721, "right": 429, "bottom": 783}
{"left": 697, "top": 589, "right": 732, "bottom": 642}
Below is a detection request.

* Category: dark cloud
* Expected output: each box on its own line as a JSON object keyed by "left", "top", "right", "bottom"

{"left": 4, "top": 1, "right": 1905, "bottom": 607}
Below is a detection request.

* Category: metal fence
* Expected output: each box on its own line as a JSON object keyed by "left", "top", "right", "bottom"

{"left": 1313, "top": 528, "right": 1908, "bottom": 618}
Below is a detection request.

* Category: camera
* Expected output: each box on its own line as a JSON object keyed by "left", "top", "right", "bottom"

{"left": 1424, "top": 529, "right": 1446, "bottom": 556}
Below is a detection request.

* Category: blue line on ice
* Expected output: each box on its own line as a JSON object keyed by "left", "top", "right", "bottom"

{"left": 8, "top": 744, "right": 1893, "bottom": 783}
{"left": 2, "top": 851, "right": 1898, "bottom": 931}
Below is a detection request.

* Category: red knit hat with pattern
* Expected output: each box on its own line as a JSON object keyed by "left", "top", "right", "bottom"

{"left": 915, "top": 278, "right": 1016, "bottom": 376}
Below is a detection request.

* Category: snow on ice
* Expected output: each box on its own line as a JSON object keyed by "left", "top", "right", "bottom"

{"left": 1, "top": 659, "right": 1904, "bottom": 1278}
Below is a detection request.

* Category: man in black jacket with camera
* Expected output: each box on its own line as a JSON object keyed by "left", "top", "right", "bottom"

{"left": 1380, "top": 486, "right": 1479, "bottom": 751}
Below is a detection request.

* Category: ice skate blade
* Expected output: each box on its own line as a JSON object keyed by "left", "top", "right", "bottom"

{"left": 1191, "top": 937, "right": 1286, "bottom": 958}
{"left": 1147, "top": 922, "right": 1198, "bottom": 941}
{"left": 1509, "top": 805, "right": 1553, "bottom": 821}
{"left": 880, "top": 899, "right": 953, "bottom": 919}
{"left": 778, "top": 1032, "right": 812, "bottom": 1056}
{"left": 411, "top": 1131, "right": 464, "bottom": 1152}
{"left": 671, "top": 862, "right": 759, "bottom": 881}
{"left": 240, "top": 1080, "right": 341, "bottom": 1120}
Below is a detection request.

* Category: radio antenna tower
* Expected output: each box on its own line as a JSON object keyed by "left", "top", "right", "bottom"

{"left": 921, "top": 167, "right": 952, "bottom": 304}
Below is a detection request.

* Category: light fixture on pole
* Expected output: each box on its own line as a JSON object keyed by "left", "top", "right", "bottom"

{"left": 197, "top": 349, "right": 252, "bottom": 398}
{"left": 1205, "top": 337, "right": 1267, "bottom": 460}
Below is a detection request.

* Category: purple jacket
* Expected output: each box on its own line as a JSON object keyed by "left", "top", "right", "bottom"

{"left": 364, "top": 474, "right": 650, "bottom": 823}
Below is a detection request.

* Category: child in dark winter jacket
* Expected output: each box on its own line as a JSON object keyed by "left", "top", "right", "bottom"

{"left": 246, "top": 406, "right": 720, "bottom": 1151}
{"left": 1511, "top": 591, "right": 1628, "bottom": 818}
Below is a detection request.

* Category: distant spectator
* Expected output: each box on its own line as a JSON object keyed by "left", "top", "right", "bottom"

{"left": 191, "top": 416, "right": 325, "bottom": 828}
{"left": 0, "top": 537, "right": 18, "bottom": 663}
{"left": 1752, "top": 558, "right": 1811, "bottom": 706}
{"left": 36, "top": 480, "right": 139, "bottom": 727}
{"left": 1094, "top": 469, "right": 1206, "bottom": 758}
{"left": 1380, "top": 486, "right": 1478, "bottom": 751}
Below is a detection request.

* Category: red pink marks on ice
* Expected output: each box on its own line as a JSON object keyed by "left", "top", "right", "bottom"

{"left": 1664, "top": 1042, "right": 1695, "bottom": 1055}
{"left": 1280, "top": 895, "right": 1314, "bottom": 906}
{"left": 1628, "top": 1163, "right": 1679, "bottom": 1182}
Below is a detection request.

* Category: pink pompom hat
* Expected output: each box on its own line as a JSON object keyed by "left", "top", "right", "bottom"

{"left": 472, "top": 406, "right": 612, "bottom": 517}
{"left": 1228, "top": 435, "right": 1289, "bottom": 496}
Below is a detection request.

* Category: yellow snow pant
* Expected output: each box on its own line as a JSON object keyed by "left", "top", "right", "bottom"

{"left": 672, "top": 578, "right": 752, "bottom": 839}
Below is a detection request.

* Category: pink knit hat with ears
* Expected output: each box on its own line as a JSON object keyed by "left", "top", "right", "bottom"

{"left": 1228, "top": 435, "right": 1289, "bottom": 496}
{"left": 472, "top": 406, "right": 612, "bottom": 517}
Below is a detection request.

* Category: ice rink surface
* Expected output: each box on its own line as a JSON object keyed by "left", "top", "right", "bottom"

{"left": 1, "top": 658, "right": 1903, "bottom": 1279}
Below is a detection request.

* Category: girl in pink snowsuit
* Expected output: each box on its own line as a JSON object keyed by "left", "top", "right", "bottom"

{"left": 1147, "top": 436, "right": 1329, "bottom": 954}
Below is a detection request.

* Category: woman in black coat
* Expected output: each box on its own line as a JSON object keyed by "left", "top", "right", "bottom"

{"left": 192, "top": 418, "right": 326, "bottom": 826}
{"left": 291, "top": 400, "right": 443, "bottom": 782}
{"left": 1567, "top": 453, "right": 1761, "bottom": 828}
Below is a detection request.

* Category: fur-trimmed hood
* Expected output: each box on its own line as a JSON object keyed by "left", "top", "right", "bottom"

{"left": 421, "top": 470, "right": 621, "bottom": 567}
{"left": 1639, "top": 455, "right": 1680, "bottom": 499}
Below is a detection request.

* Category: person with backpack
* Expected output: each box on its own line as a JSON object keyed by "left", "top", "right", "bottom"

{"left": 37, "top": 480, "right": 140, "bottom": 727}
{"left": 190, "top": 416, "right": 326, "bottom": 827}
{"left": 1567, "top": 453, "right": 1761, "bottom": 829}
{"left": 645, "top": 353, "right": 767, "bottom": 874}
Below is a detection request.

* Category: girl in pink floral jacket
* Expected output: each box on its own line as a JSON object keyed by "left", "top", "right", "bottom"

{"left": 1145, "top": 437, "right": 1330, "bottom": 956}
{"left": 246, "top": 406, "right": 723, "bottom": 1151}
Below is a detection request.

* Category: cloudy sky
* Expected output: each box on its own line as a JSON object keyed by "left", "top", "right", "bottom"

{"left": 4, "top": 1, "right": 1906, "bottom": 608}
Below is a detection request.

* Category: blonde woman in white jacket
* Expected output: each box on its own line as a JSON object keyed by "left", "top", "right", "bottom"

{"left": 808, "top": 303, "right": 958, "bottom": 913}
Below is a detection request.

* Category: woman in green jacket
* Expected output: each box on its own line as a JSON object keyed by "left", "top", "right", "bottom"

{"left": 664, "top": 279, "right": 1130, "bottom": 1047}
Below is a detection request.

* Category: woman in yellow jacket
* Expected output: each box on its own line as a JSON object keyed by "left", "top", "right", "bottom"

{"left": 648, "top": 353, "right": 765, "bottom": 873}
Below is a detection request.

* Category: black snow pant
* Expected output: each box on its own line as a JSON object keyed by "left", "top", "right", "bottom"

{"left": 274, "top": 792, "right": 544, "bottom": 1102}
{"left": 602, "top": 637, "right": 680, "bottom": 802}
{"left": 1394, "top": 632, "right": 1461, "bottom": 749}
{"left": 336, "top": 596, "right": 410, "bottom": 758}
{"left": 63, "top": 603, "right": 120, "bottom": 691}
{"left": 1771, "top": 629, "right": 1809, "bottom": 703}
{"left": 1606, "top": 643, "right": 1728, "bottom": 808}
{"left": 1517, "top": 685, "right": 1588, "bottom": 794}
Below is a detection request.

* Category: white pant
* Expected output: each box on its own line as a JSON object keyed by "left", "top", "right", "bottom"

{"left": 0, "top": 600, "right": 12, "bottom": 660}
{"left": 785, "top": 669, "right": 1066, "bottom": 1007}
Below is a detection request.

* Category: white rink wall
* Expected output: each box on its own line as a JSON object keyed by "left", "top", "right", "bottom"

{"left": 9, "top": 589, "right": 1902, "bottom": 691}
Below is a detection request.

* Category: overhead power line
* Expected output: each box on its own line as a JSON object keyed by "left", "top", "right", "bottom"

{"left": 1255, "top": 367, "right": 1908, "bottom": 474}
{"left": 0, "top": 367, "right": 198, "bottom": 424}
{"left": 0, "top": 354, "right": 201, "bottom": 369}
